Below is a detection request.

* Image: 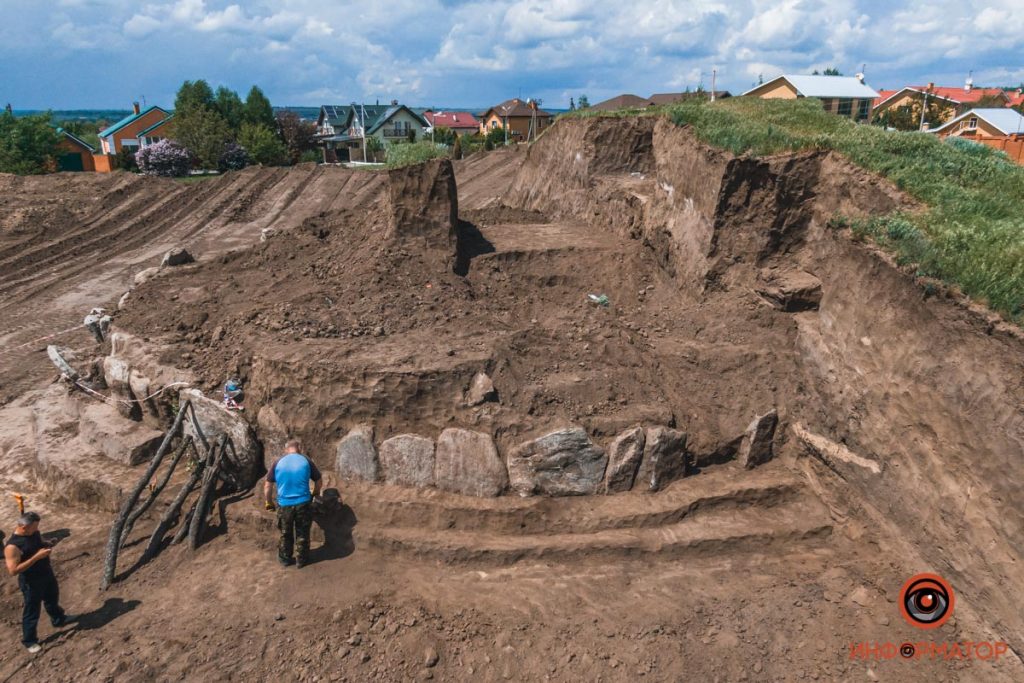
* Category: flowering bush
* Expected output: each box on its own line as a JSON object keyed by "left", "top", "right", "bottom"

{"left": 136, "top": 139, "right": 192, "bottom": 177}
{"left": 218, "top": 142, "right": 250, "bottom": 171}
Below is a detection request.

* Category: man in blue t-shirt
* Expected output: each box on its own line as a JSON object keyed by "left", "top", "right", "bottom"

{"left": 264, "top": 440, "right": 322, "bottom": 568}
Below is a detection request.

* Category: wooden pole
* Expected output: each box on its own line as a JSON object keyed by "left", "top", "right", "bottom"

{"left": 101, "top": 401, "right": 190, "bottom": 590}
{"left": 141, "top": 439, "right": 205, "bottom": 562}
{"left": 118, "top": 436, "right": 192, "bottom": 548}
{"left": 188, "top": 434, "right": 229, "bottom": 550}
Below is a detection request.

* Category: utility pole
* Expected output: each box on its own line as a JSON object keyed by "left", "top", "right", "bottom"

{"left": 920, "top": 89, "right": 930, "bottom": 131}
{"left": 711, "top": 69, "right": 717, "bottom": 102}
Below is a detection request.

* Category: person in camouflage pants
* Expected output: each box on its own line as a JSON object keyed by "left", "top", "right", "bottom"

{"left": 276, "top": 500, "right": 313, "bottom": 566}
{"left": 264, "top": 440, "right": 322, "bottom": 568}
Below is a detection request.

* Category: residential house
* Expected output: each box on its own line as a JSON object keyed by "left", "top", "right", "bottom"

{"left": 589, "top": 91, "right": 732, "bottom": 112}
{"left": 478, "top": 98, "right": 551, "bottom": 141}
{"left": 590, "top": 94, "right": 650, "bottom": 111}
{"left": 315, "top": 102, "right": 429, "bottom": 162}
{"left": 873, "top": 81, "right": 1011, "bottom": 126}
{"left": 138, "top": 115, "right": 175, "bottom": 148}
{"left": 930, "top": 108, "right": 1024, "bottom": 164}
{"left": 743, "top": 75, "right": 879, "bottom": 121}
{"left": 423, "top": 110, "right": 479, "bottom": 136}
{"left": 55, "top": 128, "right": 96, "bottom": 172}
{"left": 1009, "top": 89, "right": 1024, "bottom": 108}
{"left": 97, "top": 103, "right": 171, "bottom": 155}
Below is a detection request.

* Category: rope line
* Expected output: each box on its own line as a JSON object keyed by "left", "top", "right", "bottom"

{"left": 70, "top": 378, "right": 191, "bottom": 407}
{"left": 4, "top": 324, "right": 88, "bottom": 352}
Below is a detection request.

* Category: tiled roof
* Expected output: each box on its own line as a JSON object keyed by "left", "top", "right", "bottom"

{"left": 424, "top": 110, "right": 480, "bottom": 128}
{"left": 590, "top": 94, "right": 649, "bottom": 111}
{"left": 482, "top": 98, "right": 551, "bottom": 119}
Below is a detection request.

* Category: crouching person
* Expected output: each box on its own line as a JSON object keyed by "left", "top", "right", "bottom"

{"left": 264, "top": 440, "right": 322, "bottom": 568}
{"left": 5, "top": 512, "right": 72, "bottom": 653}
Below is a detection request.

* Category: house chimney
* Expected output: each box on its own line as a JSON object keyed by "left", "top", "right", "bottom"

{"left": 133, "top": 101, "right": 141, "bottom": 114}
{"left": 965, "top": 74, "right": 973, "bottom": 92}
{"left": 855, "top": 72, "right": 865, "bottom": 83}
{"left": 927, "top": 82, "right": 935, "bottom": 91}
{"left": 391, "top": 99, "right": 398, "bottom": 106}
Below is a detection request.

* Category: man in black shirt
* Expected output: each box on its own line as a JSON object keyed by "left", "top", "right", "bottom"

{"left": 4, "top": 512, "right": 72, "bottom": 653}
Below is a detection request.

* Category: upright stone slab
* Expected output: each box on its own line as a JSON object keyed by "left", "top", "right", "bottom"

{"left": 179, "top": 388, "right": 262, "bottom": 489}
{"left": 336, "top": 425, "right": 380, "bottom": 483}
{"left": 739, "top": 410, "right": 778, "bottom": 469}
{"left": 379, "top": 434, "right": 435, "bottom": 488}
{"left": 102, "top": 356, "right": 141, "bottom": 420}
{"left": 635, "top": 427, "right": 689, "bottom": 492}
{"left": 434, "top": 428, "right": 508, "bottom": 497}
{"left": 508, "top": 427, "right": 607, "bottom": 496}
{"left": 603, "top": 425, "right": 646, "bottom": 493}
{"left": 465, "top": 372, "right": 498, "bottom": 406}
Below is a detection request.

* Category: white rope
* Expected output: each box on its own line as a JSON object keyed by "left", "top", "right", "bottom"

{"left": 5, "top": 325, "right": 88, "bottom": 352}
{"left": 70, "top": 378, "right": 191, "bottom": 407}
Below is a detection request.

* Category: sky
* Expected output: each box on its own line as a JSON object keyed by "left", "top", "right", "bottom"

{"left": 2, "top": 0, "right": 1023, "bottom": 110}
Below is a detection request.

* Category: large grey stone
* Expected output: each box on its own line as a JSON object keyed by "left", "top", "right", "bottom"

{"left": 603, "top": 425, "right": 646, "bottom": 493}
{"left": 179, "top": 388, "right": 262, "bottom": 489}
{"left": 508, "top": 427, "right": 607, "bottom": 496}
{"left": 434, "top": 428, "right": 507, "bottom": 497}
{"left": 635, "top": 427, "right": 689, "bottom": 492}
{"left": 465, "top": 372, "right": 497, "bottom": 406}
{"left": 739, "top": 410, "right": 779, "bottom": 469}
{"left": 336, "top": 425, "right": 379, "bottom": 483}
{"left": 78, "top": 401, "right": 164, "bottom": 466}
{"left": 379, "top": 434, "right": 435, "bottom": 488}
{"left": 161, "top": 247, "right": 194, "bottom": 267}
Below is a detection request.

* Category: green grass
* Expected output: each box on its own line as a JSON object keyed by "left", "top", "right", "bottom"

{"left": 385, "top": 140, "right": 450, "bottom": 168}
{"left": 565, "top": 98, "right": 1024, "bottom": 322}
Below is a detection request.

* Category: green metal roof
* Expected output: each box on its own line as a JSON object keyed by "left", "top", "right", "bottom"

{"left": 98, "top": 106, "right": 170, "bottom": 138}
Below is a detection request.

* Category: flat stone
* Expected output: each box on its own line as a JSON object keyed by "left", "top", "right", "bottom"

{"left": 739, "top": 410, "right": 778, "bottom": 469}
{"left": 434, "top": 428, "right": 507, "bottom": 497}
{"left": 604, "top": 425, "right": 646, "bottom": 493}
{"left": 179, "top": 388, "right": 262, "bottom": 489}
{"left": 78, "top": 401, "right": 164, "bottom": 466}
{"left": 465, "top": 372, "right": 497, "bottom": 406}
{"left": 133, "top": 267, "right": 161, "bottom": 287}
{"left": 379, "top": 434, "right": 435, "bottom": 488}
{"left": 161, "top": 247, "right": 194, "bottom": 267}
{"left": 508, "top": 427, "right": 607, "bottom": 496}
{"left": 336, "top": 425, "right": 380, "bottom": 483}
{"left": 635, "top": 427, "right": 689, "bottom": 492}
{"left": 756, "top": 269, "right": 822, "bottom": 312}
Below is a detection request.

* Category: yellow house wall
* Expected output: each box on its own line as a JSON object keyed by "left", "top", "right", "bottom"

{"left": 479, "top": 112, "right": 551, "bottom": 138}
{"left": 746, "top": 80, "right": 799, "bottom": 99}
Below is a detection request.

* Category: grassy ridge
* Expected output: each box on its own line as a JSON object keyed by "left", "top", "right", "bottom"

{"left": 565, "top": 98, "right": 1024, "bottom": 323}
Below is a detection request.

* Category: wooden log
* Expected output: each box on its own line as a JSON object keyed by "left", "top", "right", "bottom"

{"left": 172, "top": 439, "right": 219, "bottom": 546}
{"left": 142, "top": 440, "right": 205, "bottom": 562}
{"left": 188, "top": 434, "right": 229, "bottom": 550}
{"left": 101, "top": 401, "right": 191, "bottom": 590}
{"left": 118, "top": 436, "right": 192, "bottom": 548}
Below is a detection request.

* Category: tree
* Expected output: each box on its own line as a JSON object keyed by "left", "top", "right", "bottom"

{"left": 431, "top": 125, "right": 455, "bottom": 146}
{"left": 243, "top": 86, "right": 275, "bottom": 129}
{"left": 578, "top": 94, "right": 590, "bottom": 109}
{"left": 485, "top": 126, "right": 507, "bottom": 147}
{"left": 214, "top": 86, "right": 245, "bottom": 130}
{"left": 136, "top": 139, "right": 192, "bottom": 177}
{"left": 0, "top": 110, "right": 63, "bottom": 174}
{"left": 873, "top": 96, "right": 956, "bottom": 131}
{"left": 451, "top": 134, "right": 462, "bottom": 160}
{"left": 170, "top": 106, "right": 232, "bottom": 169}
{"left": 275, "top": 111, "right": 316, "bottom": 163}
{"left": 117, "top": 145, "right": 139, "bottom": 172}
{"left": 974, "top": 93, "right": 1008, "bottom": 108}
{"left": 175, "top": 80, "right": 215, "bottom": 114}
{"left": 218, "top": 142, "right": 249, "bottom": 171}
{"left": 823, "top": 67, "right": 842, "bottom": 76}
{"left": 364, "top": 136, "right": 385, "bottom": 162}
{"left": 238, "top": 123, "right": 288, "bottom": 165}
{"left": 406, "top": 128, "right": 417, "bottom": 143}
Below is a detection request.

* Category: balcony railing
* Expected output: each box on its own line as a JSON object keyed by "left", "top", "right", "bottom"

{"left": 382, "top": 127, "right": 411, "bottom": 138}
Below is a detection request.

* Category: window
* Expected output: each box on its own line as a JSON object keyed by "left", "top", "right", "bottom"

{"left": 837, "top": 99, "right": 852, "bottom": 117}
{"left": 491, "top": 120, "right": 498, "bottom": 129}
{"left": 857, "top": 99, "right": 870, "bottom": 121}
{"left": 968, "top": 117, "right": 978, "bottom": 129}
{"left": 819, "top": 98, "right": 833, "bottom": 112}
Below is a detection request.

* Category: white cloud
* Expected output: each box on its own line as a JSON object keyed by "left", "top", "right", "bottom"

{"left": 124, "top": 13, "right": 161, "bottom": 37}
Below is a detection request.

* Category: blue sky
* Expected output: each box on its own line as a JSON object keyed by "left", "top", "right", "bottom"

{"left": 3, "top": 0, "right": 1023, "bottom": 110}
